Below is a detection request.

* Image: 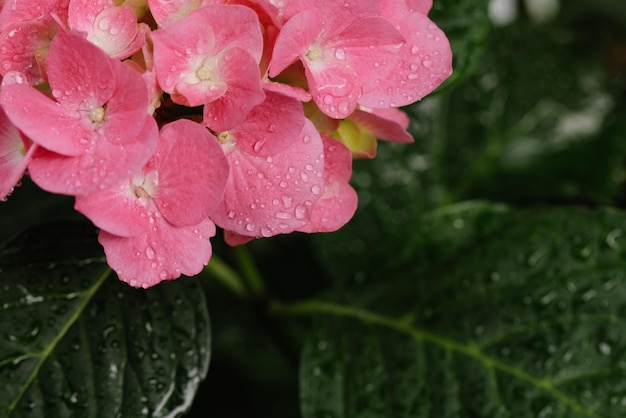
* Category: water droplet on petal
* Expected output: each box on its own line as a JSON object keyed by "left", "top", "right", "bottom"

{"left": 253, "top": 139, "right": 266, "bottom": 153}
{"left": 295, "top": 205, "right": 306, "bottom": 219}
{"left": 145, "top": 247, "right": 156, "bottom": 260}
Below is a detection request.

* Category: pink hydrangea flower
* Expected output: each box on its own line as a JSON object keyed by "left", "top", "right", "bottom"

{"left": 0, "top": 32, "right": 158, "bottom": 195}
{"left": 75, "top": 119, "right": 229, "bottom": 288}
{"left": 68, "top": 0, "right": 149, "bottom": 59}
{"left": 210, "top": 91, "right": 326, "bottom": 237}
{"left": 269, "top": 0, "right": 406, "bottom": 118}
{"left": 0, "top": 0, "right": 69, "bottom": 85}
{"left": 151, "top": 4, "right": 265, "bottom": 131}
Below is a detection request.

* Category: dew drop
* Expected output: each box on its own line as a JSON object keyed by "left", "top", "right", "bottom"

{"left": 311, "top": 185, "right": 321, "bottom": 195}
{"left": 145, "top": 246, "right": 156, "bottom": 260}
{"left": 295, "top": 205, "right": 306, "bottom": 219}
{"left": 253, "top": 139, "right": 266, "bottom": 152}
{"left": 281, "top": 195, "right": 292, "bottom": 208}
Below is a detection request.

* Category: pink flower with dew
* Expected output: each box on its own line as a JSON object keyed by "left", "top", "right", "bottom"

{"left": 0, "top": 20, "right": 57, "bottom": 85}
{"left": 75, "top": 119, "right": 229, "bottom": 288}
{"left": 357, "top": 0, "right": 452, "bottom": 108}
{"left": 68, "top": 0, "right": 149, "bottom": 59}
{"left": 0, "top": 33, "right": 158, "bottom": 196}
{"left": 269, "top": 0, "right": 406, "bottom": 119}
{"left": 0, "top": 105, "right": 38, "bottom": 200}
{"left": 223, "top": 135, "right": 357, "bottom": 244}
{"left": 210, "top": 91, "right": 326, "bottom": 238}
{"left": 0, "top": 0, "right": 69, "bottom": 32}
{"left": 152, "top": 4, "right": 265, "bottom": 131}
{"left": 298, "top": 135, "right": 357, "bottom": 233}
{"left": 0, "top": 0, "right": 69, "bottom": 85}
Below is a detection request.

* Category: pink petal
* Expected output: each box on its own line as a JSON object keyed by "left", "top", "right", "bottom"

{"left": 212, "top": 119, "right": 325, "bottom": 237}
{"left": 0, "top": 75, "right": 86, "bottom": 156}
{"left": 304, "top": 58, "right": 360, "bottom": 119}
{"left": 45, "top": 32, "right": 115, "bottom": 109}
{"left": 379, "top": 0, "right": 432, "bottom": 16}
{"left": 151, "top": 15, "right": 218, "bottom": 105}
{"left": 263, "top": 80, "right": 312, "bottom": 102}
{"left": 331, "top": 16, "right": 404, "bottom": 49}
{"left": 229, "top": 90, "right": 305, "bottom": 157}
{"left": 28, "top": 115, "right": 158, "bottom": 195}
{"left": 152, "top": 5, "right": 263, "bottom": 109}
{"left": 299, "top": 136, "right": 357, "bottom": 233}
{"left": 283, "top": 0, "right": 380, "bottom": 37}
{"left": 90, "top": 6, "right": 144, "bottom": 59}
{"left": 0, "top": 106, "right": 36, "bottom": 200}
{"left": 68, "top": 0, "right": 112, "bottom": 31}
{"left": 268, "top": 9, "right": 322, "bottom": 78}
{"left": 148, "top": 0, "right": 224, "bottom": 27}
{"left": 153, "top": 119, "right": 229, "bottom": 226}
{"left": 0, "top": 21, "right": 55, "bottom": 85}
{"left": 74, "top": 179, "right": 155, "bottom": 237}
{"left": 0, "top": 0, "right": 69, "bottom": 32}
{"left": 101, "top": 57, "right": 154, "bottom": 145}
{"left": 358, "top": 7, "right": 452, "bottom": 108}
{"left": 207, "top": 4, "right": 263, "bottom": 62}
{"left": 348, "top": 107, "right": 413, "bottom": 143}
{"left": 100, "top": 217, "right": 216, "bottom": 288}
{"left": 202, "top": 48, "right": 265, "bottom": 132}
{"left": 223, "top": 230, "right": 255, "bottom": 246}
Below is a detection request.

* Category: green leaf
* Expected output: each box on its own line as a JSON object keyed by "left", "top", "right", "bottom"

{"left": 295, "top": 205, "right": 626, "bottom": 417}
{"left": 435, "top": 22, "right": 626, "bottom": 204}
{"left": 0, "top": 223, "right": 210, "bottom": 418}
{"left": 429, "top": 0, "right": 491, "bottom": 92}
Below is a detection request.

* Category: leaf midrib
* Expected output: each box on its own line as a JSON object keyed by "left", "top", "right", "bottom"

{"left": 5, "top": 267, "right": 112, "bottom": 416}
{"left": 276, "top": 299, "right": 600, "bottom": 418}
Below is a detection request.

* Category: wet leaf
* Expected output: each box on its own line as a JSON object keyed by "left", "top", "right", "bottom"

{"left": 430, "top": 0, "right": 491, "bottom": 91}
{"left": 0, "top": 223, "right": 210, "bottom": 418}
{"left": 299, "top": 205, "right": 626, "bottom": 417}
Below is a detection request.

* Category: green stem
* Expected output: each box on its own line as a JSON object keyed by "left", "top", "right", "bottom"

{"left": 203, "top": 255, "right": 248, "bottom": 298}
{"left": 233, "top": 245, "right": 266, "bottom": 298}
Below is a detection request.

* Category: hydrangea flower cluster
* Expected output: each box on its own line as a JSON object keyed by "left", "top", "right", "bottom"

{"left": 0, "top": 0, "right": 452, "bottom": 288}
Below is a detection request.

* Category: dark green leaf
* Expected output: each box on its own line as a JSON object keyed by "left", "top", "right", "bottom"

{"left": 299, "top": 205, "right": 626, "bottom": 417}
{"left": 429, "top": 0, "right": 491, "bottom": 91}
{"left": 435, "top": 22, "right": 626, "bottom": 204}
{"left": 0, "top": 223, "right": 210, "bottom": 418}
